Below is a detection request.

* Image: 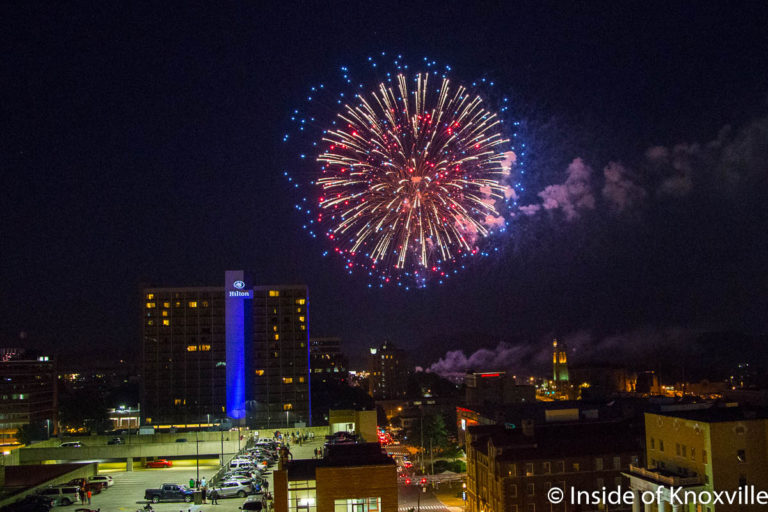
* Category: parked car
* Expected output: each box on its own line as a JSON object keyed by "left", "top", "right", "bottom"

{"left": 239, "top": 496, "right": 266, "bottom": 511}
{"left": 107, "top": 437, "right": 123, "bottom": 445}
{"left": 174, "top": 438, "right": 188, "bottom": 443}
{"left": 144, "top": 483, "right": 194, "bottom": 503}
{"left": 229, "top": 459, "right": 255, "bottom": 470}
{"left": 145, "top": 459, "right": 173, "bottom": 468}
{"left": 0, "top": 494, "right": 54, "bottom": 512}
{"left": 210, "top": 481, "right": 252, "bottom": 499}
{"left": 66, "top": 478, "right": 103, "bottom": 494}
{"left": 87, "top": 475, "right": 114, "bottom": 488}
{"left": 36, "top": 486, "right": 80, "bottom": 506}
{"left": 59, "top": 441, "right": 83, "bottom": 448}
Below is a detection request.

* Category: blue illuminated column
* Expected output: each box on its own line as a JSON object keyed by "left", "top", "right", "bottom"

{"left": 225, "top": 270, "right": 253, "bottom": 421}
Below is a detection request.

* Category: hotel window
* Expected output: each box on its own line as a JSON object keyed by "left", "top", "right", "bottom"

{"left": 595, "top": 457, "right": 603, "bottom": 471}
{"left": 596, "top": 477, "right": 604, "bottom": 489}
{"left": 162, "top": 319, "right": 170, "bottom": 326}
{"left": 202, "top": 301, "right": 209, "bottom": 307}
{"left": 174, "top": 399, "right": 182, "bottom": 405}
{"left": 283, "top": 403, "right": 293, "bottom": 411}
{"left": 702, "top": 449, "right": 707, "bottom": 463}
{"left": 676, "top": 443, "right": 680, "bottom": 456}
{"left": 572, "top": 462, "right": 580, "bottom": 472}
{"left": 274, "top": 334, "right": 280, "bottom": 340}
{"left": 147, "top": 293, "right": 154, "bottom": 300}
{"left": 273, "top": 326, "right": 278, "bottom": 332}
{"left": 613, "top": 456, "right": 621, "bottom": 469}
{"left": 690, "top": 447, "right": 696, "bottom": 460}
{"left": 162, "top": 310, "right": 168, "bottom": 317}
{"left": 737, "top": 449, "right": 746, "bottom": 463}
{"left": 146, "top": 302, "right": 156, "bottom": 308}
{"left": 175, "top": 301, "right": 182, "bottom": 307}
{"left": 187, "top": 345, "right": 198, "bottom": 352}
{"left": 542, "top": 461, "right": 550, "bottom": 474}
{"left": 556, "top": 461, "right": 565, "bottom": 473}
{"left": 301, "top": 325, "right": 306, "bottom": 331}
{"left": 333, "top": 498, "right": 380, "bottom": 512}
{"left": 147, "top": 320, "right": 154, "bottom": 326}
{"left": 163, "top": 302, "right": 170, "bottom": 308}
{"left": 527, "top": 505, "right": 535, "bottom": 512}
{"left": 509, "top": 484, "right": 517, "bottom": 497}
{"left": 296, "top": 298, "right": 306, "bottom": 305}
{"left": 299, "top": 316, "right": 305, "bottom": 322}
{"left": 614, "top": 477, "right": 622, "bottom": 488}
{"left": 659, "top": 440, "right": 664, "bottom": 452}
{"left": 254, "top": 370, "right": 265, "bottom": 376}
{"left": 526, "top": 483, "right": 534, "bottom": 496}
{"left": 189, "top": 301, "right": 197, "bottom": 308}
{"left": 299, "top": 377, "right": 305, "bottom": 383}
{"left": 650, "top": 438, "right": 655, "bottom": 450}
{"left": 269, "top": 290, "right": 280, "bottom": 297}
{"left": 283, "top": 377, "right": 293, "bottom": 384}
{"left": 525, "top": 463, "right": 534, "bottom": 476}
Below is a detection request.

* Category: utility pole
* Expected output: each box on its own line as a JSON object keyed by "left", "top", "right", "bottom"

{"left": 195, "top": 428, "right": 200, "bottom": 485}
{"left": 429, "top": 438, "right": 433, "bottom": 475}
{"left": 419, "top": 405, "right": 424, "bottom": 473}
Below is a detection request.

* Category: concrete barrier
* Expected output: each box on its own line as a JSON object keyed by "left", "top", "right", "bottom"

{"left": 19, "top": 439, "right": 242, "bottom": 465}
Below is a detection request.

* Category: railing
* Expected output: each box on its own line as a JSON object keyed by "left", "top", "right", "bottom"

{"left": 628, "top": 465, "right": 703, "bottom": 486}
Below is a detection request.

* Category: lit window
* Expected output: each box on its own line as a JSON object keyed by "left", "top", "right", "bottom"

{"left": 162, "top": 319, "right": 170, "bottom": 326}
{"left": 175, "top": 301, "right": 181, "bottom": 307}
{"left": 299, "top": 377, "right": 305, "bottom": 383}
{"left": 146, "top": 418, "right": 152, "bottom": 423}
{"left": 283, "top": 403, "right": 293, "bottom": 411}
{"left": 162, "top": 310, "right": 168, "bottom": 317}
{"left": 254, "top": 370, "right": 265, "bottom": 376}
{"left": 189, "top": 301, "right": 197, "bottom": 308}
{"left": 174, "top": 399, "right": 182, "bottom": 405}
{"left": 299, "top": 316, "right": 305, "bottom": 322}
{"left": 269, "top": 290, "right": 280, "bottom": 297}
{"left": 146, "top": 302, "right": 156, "bottom": 309}
{"left": 200, "top": 345, "right": 211, "bottom": 351}
{"left": 274, "top": 334, "right": 279, "bottom": 340}
{"left": 147, "top": 293, "right": 154, "bottom": 300}
{"left": 301, "top": 325, "right": 306, "bottom": 331}
{"left": 202, "top": 301, "right": 209, "bottom": 307}
{"left": 273, "top": 326, "right": 278, "bottom": 332}
{"left": 187, "top": 345, "right": 198, "bottom": 352}
{"left": 163, "top": 302, "right": 170, "bottom": 308}
{"left": 147, "top": 320, "right": 154, "bottom": 326}
{"left": 297, "top": 307, "right": 302, "bottom": 313}
{"left": 283, "top": 377, "right": 293, "bottom": 384}
{"left": 296, "top": 298, "right": 306, "bottom": 305}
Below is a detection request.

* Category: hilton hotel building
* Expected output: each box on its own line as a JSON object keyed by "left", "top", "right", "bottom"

{"left": 141, "top": 271, "right": 311, "bottom": 427}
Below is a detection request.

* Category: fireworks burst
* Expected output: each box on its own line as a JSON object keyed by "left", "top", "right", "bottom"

{"left": 285, "top": 55, "right": 522, "bottom": 288}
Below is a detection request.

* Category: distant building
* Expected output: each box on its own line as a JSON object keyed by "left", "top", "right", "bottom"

{"left": 570, "top": 365, "right": 637, "bottom": 398}
{"left": 368, "top": 342, "right": 408, "bottom": 400}
{"left": 552, "top": 338, "right": 570, "bottom": 395}
{"left": 464, "top": 371, "right": 535, "bottom": 408}
{"left": 466, "top": 420, "right": 642, "bottom": 512}
{"left": 310, "top": 337, "right": 348, "bottom": 383}
{"left": 625, "top": 407, "right": 768, "bottom": 512}
{"left": 141, "top": 271, "right": 311, "bottom": 428}
{"left": 273, "top": 443, "right": 397, "bottom": 512}
{"left": 0, "top": 349, "right": 57, "bottom": 445}
{"left": 328, "top": 409, "right": 377, "bottom": 442}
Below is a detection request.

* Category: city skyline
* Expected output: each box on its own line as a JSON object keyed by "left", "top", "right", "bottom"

{"left": 2, "top": 2, "right": 768, "bottom": 370}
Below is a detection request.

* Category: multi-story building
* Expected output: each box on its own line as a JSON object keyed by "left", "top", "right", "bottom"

{"left": 0, "top": 349, "right": 57, "bottom": 445}
{"left": 368, "top": 342, "right": 408, "bottom": 400}
{"left": 552, "top": 339, "right": 571, "bottom": 398}
{"left": 625, "top": 407, "right": 768, "bottom": 512}
{"left": 310, "top": 337, "right": 348, "bottom": 383}
{"left": 466, "top": 420, "right": 642, "bottom": 512}
{"left": 141, "top": 271, "right": 311, "bottom": 427}
{"left": 465, "top": 372, "right": 535, "bottom": 409}
{"left": 273, "top": 443, "right": 397, "bottom": 512}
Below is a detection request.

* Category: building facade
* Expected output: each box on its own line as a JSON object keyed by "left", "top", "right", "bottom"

{"left": 141, "top": 272, "right": 311, "bottom": 427}
{"left": 0, "top": 349, "right": 57, "bottom": 445}
{"left": 368, "top": 342, "right": 408, "bottom": 400}
{"left": 625, "top": 408, "right": 768, "bottom": 512}
{"left": 310, "top": 337, "right": 348, "bottom": 383}
{"left": 466, "top": 421, "right": 642, "bottom": 512}
{"left": 273, "top": 443, "right": 397, "bottom": 512}
{"left": 465, "top": 372, "right": 535, "bottom": 409}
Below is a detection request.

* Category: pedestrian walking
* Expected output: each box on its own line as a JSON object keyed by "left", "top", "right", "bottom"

{"left": 78, "top": 488, "right": 85, "bottom": 505}
{"left": 87, "top": 490, "right": 92, "bottom": 504}
{"left": 210, "top": 489, "right": 219, "bottom": 505}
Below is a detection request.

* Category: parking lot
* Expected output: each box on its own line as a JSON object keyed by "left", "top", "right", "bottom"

{"left": 83, "top": 464, "right": 263, "bottom": 512}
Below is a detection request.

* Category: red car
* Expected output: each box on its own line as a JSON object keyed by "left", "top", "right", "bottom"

{"left": 145, "top": 459, "right": 173, "bottom": 468}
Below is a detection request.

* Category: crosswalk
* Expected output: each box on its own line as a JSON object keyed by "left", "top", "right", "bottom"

{"left": 398, "top": 505, "right": 448, "bottom": 511}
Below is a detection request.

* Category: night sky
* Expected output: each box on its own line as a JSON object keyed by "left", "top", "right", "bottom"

{"left": 3, "top": 2, "right": 768, "bottom": 368}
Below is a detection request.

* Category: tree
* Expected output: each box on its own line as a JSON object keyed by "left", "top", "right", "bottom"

{"left": 16, "top": 422, "right": 47, "bottom": 445}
